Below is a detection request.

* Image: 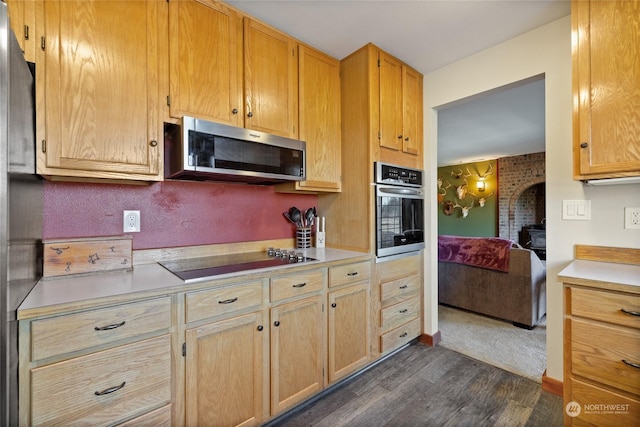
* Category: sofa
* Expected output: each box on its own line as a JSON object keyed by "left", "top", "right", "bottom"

{"left": 437, "top": 235, "right": 546, "bottom": 329}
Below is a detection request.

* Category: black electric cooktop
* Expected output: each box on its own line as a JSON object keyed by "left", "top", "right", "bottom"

{"left": 160, "top": 250, "right": 316, "bottom": 282}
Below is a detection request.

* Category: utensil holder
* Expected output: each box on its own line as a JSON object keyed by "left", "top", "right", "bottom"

{"left": 296, "top": 228, "right": 311, "bottom": 249}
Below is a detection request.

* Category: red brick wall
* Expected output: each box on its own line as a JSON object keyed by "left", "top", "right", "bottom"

{"left": 497, "top": 152, "right": 546, "bottom": 241}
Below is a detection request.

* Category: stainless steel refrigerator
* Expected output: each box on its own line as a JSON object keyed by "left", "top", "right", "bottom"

{"left": 1, "top": 3, "right": 43, "bottom": 425}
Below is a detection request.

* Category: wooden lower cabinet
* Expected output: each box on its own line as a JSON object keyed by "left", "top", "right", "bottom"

{"left": 375, "top": 253, "right": 422, "bottom": 356}
{"left": 185, "top": 311, "right": 267, "bottom": 427}
{"left": 327, "top": 282, "right": 370, "bottom": 383}
{"left": 270, "top": 295, "right": 324, "bottom": 415}
{"left": 562, "top": 280, "right": 640, "bottom": 426}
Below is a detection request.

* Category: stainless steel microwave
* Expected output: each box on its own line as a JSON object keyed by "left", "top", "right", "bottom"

{"left": 164, "top": 117, "right": 306, "bottom": 184}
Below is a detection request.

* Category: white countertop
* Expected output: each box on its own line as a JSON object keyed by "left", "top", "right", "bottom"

{"left": 18, "top": 247, "right": 372, "bottom": 319}
{"left": 557, "top": 259, "right": 640, "bottom": 290}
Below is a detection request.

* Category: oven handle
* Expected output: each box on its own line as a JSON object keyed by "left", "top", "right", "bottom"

{"left": 377, "top": 186, "right": 424, "bottom": 197}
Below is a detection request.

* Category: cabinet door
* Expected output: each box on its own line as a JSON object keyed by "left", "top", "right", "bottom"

{"left": 328, "top": 283, "right": 370, "bottom": 383}
{"left": 168, "top": 0, "right": 243, "bottom": 127}
{"left": 37, "top": 0, "right": 164, "bottom": 181}
{"left": 296, "top": 45, "right": 341, "bottom": 192}
{"left": 244, "top": 17, "right": 298, "bottom": 138}
{"left": 6, "top": 0, "right": 36, "bottom": 62}
{"left": 271, "top": 296, "right": 323, "bottom": 415}
{"left": 573, "top": 0, "right": 640, "bottom": 178}
{"left": 185, "top": 312, "right": 266, "bottom": 427}
{"left": 379, "top": 50, "right": 403, "bottom": 152}
{"left": 402, "top": 65, "right": 422, "bottom": 157}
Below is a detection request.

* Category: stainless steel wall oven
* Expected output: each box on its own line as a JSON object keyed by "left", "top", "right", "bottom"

{"left": 375, "top": 162, "right": 425, "bottom": 258}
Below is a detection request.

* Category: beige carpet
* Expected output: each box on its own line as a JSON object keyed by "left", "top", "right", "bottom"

{"left": 438, "top": 304, "right": 546, "bottom": 383}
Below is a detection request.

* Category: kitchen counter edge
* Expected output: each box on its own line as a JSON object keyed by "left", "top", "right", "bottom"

{"left": 557, "top": 259, "right": 640, "bottom": 293}
{"left": 18, "top": 248, "right": 373, "bottom": 320}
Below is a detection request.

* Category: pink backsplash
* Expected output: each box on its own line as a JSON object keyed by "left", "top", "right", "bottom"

{"left": 43, "top": 181, "right": 317, "bottom": 250}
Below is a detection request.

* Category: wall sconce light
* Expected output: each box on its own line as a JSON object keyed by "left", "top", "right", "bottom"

{"left": 477, "top": 181, "right": 486, "bottom": 192}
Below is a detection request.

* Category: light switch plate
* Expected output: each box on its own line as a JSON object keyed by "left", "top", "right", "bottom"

{"left": 562, "top": 200, "right": 591, "bottom": 221}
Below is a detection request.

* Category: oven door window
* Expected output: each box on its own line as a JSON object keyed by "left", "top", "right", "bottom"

{"left": 377, "top": 193, "right": 424, "bottom": 250}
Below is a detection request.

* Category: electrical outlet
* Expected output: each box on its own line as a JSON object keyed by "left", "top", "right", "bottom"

{"left": 123, "top": 210, "right": 141, "bottom": 233}
{"left": 625, "top": 207, "right": 640, "bottom": 229}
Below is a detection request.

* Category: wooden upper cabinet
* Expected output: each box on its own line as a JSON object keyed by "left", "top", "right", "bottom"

{"left": 378, "top": 49, "right": 423, "bottom": 164}
{"left": 573, "top": 0, "right": 640, "bottom": 179}
{"left": 379, "top": 51, "right": 404, "bottom": 152}
{"left": 244, "top": 17, "right": 298, "bottom": 138}
{"left": 5, "top": 0, "right": 36, "bottom": 62}
{"left": 36, "top": 0, "right": 165, "bottom": 181}
{"left": 168, "top": 0, "right": 243, "bottom": 127}
{"left": 402, "top": 65, "right": 423, "bottom": 157}
{"left": 278, "top": 44, "right": 341, "bottom": 193}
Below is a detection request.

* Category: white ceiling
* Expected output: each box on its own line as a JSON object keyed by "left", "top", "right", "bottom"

{"left": 227, "top": 0, "right": 570, "bottom": 165}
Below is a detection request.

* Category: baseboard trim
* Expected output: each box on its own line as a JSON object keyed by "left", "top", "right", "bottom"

{"left": 541, "top": 370, "right": 563, "bottom": 396}
{"left": 419, "top": 331, "right": 441, "bottom": 347}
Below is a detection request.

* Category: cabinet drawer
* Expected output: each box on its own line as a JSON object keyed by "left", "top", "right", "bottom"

{"left": 329, "top": 261, "right": 371, "bottom": 288}
{"left": 31, "top": 334, "right": 171, "bottom": 426}
{"left": 376, "top": 254, "right": 420, "bottom": 283}
{"left": 569, "top": 378, "right": 640, "bottom": 426}
{"left": 571, "top": 318, "right": 640, "bottom": 395}
{"left": 270, "top": 269, "right": 325, "bottom": 302}
{"left": 571, "top": 287, "right": 640, "bottom": 329}
{"left": 186, "top": 281, "right": 263, "bottom": 323}
{"left": 380, "top": 274, "right": 420, "bottom": 307}
{"left": 380, "top": 318, "right": 421, "bottom": 354}
{"left": 31, "top": 297, "right": 171, "bottom": 361}
{"left": 118, "top": 404, "right": 172, "bottom": 427}
{"left": 380, "top": 297, "right": 420, "bottom": 333}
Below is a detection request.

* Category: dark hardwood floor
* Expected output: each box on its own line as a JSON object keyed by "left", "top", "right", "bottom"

{"left": 269, "top": 343, "right": 563, "bottom": 427}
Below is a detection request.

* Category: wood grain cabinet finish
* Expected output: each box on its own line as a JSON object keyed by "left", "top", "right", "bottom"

{"left": 185, "top": 311, "right": 267, "bottom": 427}
{"left": 5, "top": 0, "right": 36, "bottom": 62}
{"left": 289, "top": 44, "right": 342, "bottom": 193}
{"left": 30, "top": 334, "right": 171, "bottom": 426}
{"left": 329, "top": 260, "right": 372, "bottom": 288}
{"left": 327, "top": 282, "right": 370, "bottom": 383}
{"left": 243, "top": 17, "right": 298, "bottom": 139}
{"left": 30, "top": 296, "right": 172, "bottom": 361}
{"left": 168, "top": 0, "right": 243, "bottom": 127}
{"left": 375, "top": 253, "right": 422, "bottom": 356}
{"left": 34, "top": 0, "right": 165, "bottom": 181}
{"left": 185, "top": 280, "right": 263, "bottom": 323}
{"left": 563, "top": 283, "right": 640, "bottom": 426}
{"left": 572, "top": 0, "right": 640, "bottom": 179}
{"left": 270, "top": 295, "right": 324, "bottom": 415}
{"left": 379, "top": 51, "right": 423, "bottom": 157}
{"left": 270, "top": 269, "right": 325, "bottom": 302}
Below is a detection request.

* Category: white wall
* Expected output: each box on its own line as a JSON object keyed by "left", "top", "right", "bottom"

{"left": 423, "top": 15, "right": 640, "bottom": 382}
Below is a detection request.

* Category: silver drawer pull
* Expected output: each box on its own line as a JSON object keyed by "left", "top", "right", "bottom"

{"left": 620, "top": 308, "right": 640, "bottom": 317}
{"left": 94, "top": 321, "right": 125, "bottom": 331}
{"left": 399, "top": 309, "right": 408, "bottom": 314}
{"left": 94, "top": 381, "right": 126, "bottom": 396}
{"left": 622, "top": 359, "right": 640, "bottom": 369}
{"left": 218, "top": 297, "right": 238, "bottom": 304}
{"left": 293, "top": 283, "right": 307, "bottom": 288}
{"left": 347, "top": 272, "right": 358, "bottom": 277}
